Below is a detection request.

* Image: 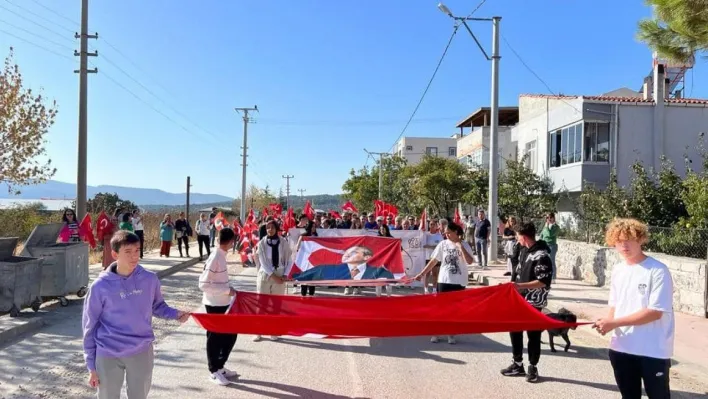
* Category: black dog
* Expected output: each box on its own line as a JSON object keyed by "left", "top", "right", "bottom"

{"left": 546, "top": 308, "right": 578, "bottom": 352}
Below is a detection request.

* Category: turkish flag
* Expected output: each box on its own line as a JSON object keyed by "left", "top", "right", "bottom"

{"left": 454, "top": 207, "right": 461, "bottom": 225}
{"left": 80, "top": 214, "right": 97, "bottom": 248}
{"left": 329, "top": 210, "right": 342, "bottom": 220}
{"left": 303, "top": 200, "right": 314, "bottom": 220}
{"left": 374, "top": 200, "right": 384, "bottom": 217}
{"left": 342, "top": 200, "right": 358, "bottom": 213}
{"left": 96, "top": 211, "right": 114, "bottom": 242}
{"left": 419, "top": 209, "right": 427, "bottom": 231}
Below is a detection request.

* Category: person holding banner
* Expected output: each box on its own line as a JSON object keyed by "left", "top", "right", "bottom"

{"left": 414, "top": 222, "right": 474, "bottom": 344}
{"left": 296, "top": 221, "right": 318, "bottom": 297}
{"left": 254, "top": 220, "right": 291, "bottom": 342}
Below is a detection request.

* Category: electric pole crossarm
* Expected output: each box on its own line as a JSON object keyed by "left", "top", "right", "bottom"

{"left": 282, "top": 175, "right": 294, "bottom": 209}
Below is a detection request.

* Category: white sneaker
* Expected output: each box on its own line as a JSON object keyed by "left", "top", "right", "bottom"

{"left": 210, "top": 372, "right": 230, "bottom": 386}
{"left": 447, "top": 336, "right": 457, "bottom": 345}
{"left": 343, "top": 288, "right": 351, "bottom": 295}
{"left": 219, "top": 368, "right": 238, "bottom": 378}
{"left": 353, "top": 288, "right": 361, "bottom": 295}
{"left": 270, "top": 335, "right": 279, "bottom": 341}
{"left": 253, "top": 335, "right": 262, "bottom": 342}
{"left": 292, "top": 286, "right": 300, "bottom": 294}
{"left": 430, "top": 336, "right": 440, "bottom": 343}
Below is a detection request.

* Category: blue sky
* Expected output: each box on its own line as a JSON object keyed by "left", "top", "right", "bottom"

{"left": 1, "top": 0, "right": 705, "bottom": 198}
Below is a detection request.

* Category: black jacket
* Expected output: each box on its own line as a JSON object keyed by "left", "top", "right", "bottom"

{"left": 511, "top": 240, "right": 553, "bottom": 309}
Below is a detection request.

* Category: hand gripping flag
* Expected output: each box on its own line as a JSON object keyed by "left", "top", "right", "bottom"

{"left": 288, "top": 236, "right": 406, "bottom": 286}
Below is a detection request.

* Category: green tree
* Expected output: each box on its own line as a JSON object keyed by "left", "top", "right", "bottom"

{"left": 341, "top": 166, "right": 378, "bottom": 211}
{"left": 341, "top": 155, "right": 410, "bottom": 213}
{"left": 637, "top": 0, "right": 708, "bottom": 63}
{"left": 497, "top": 155, "right": 557, "bottom": 222}
{"left": 462, "top": 169, "right": 489, "bottom": 211}
{"left": 0, "top": 48, "right": 57, "bottom": 194}
{"left": 86, "top": 192, "right": 138, "bottom": 215}
{"left": 578, "top": 169, "right": 630, "bottom": 224}
{"left": 404, "top": 156, "right": 474, "bottom": 217}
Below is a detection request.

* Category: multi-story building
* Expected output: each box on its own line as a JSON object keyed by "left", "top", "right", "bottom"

{"left": 455, "top": 107, "right": 519, "bottom": 172}
{"left": 393, "top": 136, "right": 459, "bottom": 165}
{"left": 512, "top": 62, "right": 708, "bottom": 213}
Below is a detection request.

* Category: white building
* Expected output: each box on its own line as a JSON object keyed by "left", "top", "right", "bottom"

{"left": 455, "top": 107, "right": 519, "bottom": 172}
{"left": 393, "top": 136, "right": 459, "bottom": 165}
{"left": 512, "top": 62, "right": 708, "bottom": 214}
{"left": 0, "top": 198, "right": 74, "bottom": 211}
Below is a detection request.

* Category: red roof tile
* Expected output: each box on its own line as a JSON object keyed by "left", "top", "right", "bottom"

{"left": 519, "top": 93, "right": 708, "bottom": 105}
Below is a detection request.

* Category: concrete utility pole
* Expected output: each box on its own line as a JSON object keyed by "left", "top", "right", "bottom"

{"left": 74, "top": 0, "right": 98, "bottom": 220}
{"left": 186, "top": 176, "right": 191, "bottom": 217}
{"left": 364, "top": 149, "right": 388, "bottom": 201}
{"left": 282, "top": 175, "right": 294, "bottom": 209}
{"left": 438, "top": 3, "right": 501, "bottom": 262}
{"left": 235, "top": 105, "right": 258, "bottom": 219}
{"left": 297, "top": 188, "right": 306, "bottom": 200}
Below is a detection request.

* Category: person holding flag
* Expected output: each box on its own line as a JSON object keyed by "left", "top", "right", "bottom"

{"left": 295, "top": 220, "right": 318, "bottom": 297}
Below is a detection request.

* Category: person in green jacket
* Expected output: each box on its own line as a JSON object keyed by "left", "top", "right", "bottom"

{"left": 159, "top": 214, "right": 175, "bottom": 257}
{"left": 540, "top": 212, "right": 560, "bottom": 279}
{"left": 118, "top": 212, "right": 134, "bottom": 232}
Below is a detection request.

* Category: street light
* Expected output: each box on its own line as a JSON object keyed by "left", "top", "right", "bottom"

{"left": 438, "top": 3, "right": 501, "bottom": 263}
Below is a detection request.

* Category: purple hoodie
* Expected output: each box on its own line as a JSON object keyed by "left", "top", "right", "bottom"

{"left": 82, "top": 263, "right": 179, "bottom": 371}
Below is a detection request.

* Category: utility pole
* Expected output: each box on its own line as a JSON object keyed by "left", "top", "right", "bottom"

{"left": 364, "top": 149, "right": 388, "bottom": 201}
{"left": 487, "top": 16, "right": 501, "bottom": 263}
{"left": 297, "top": 188, "right": 306, "bottom": 200}
{"left": 74, "top": 0, "right": 98, "bottom": 220}
{"left": 186, "top": 176, "right": 191, "bottom": 218}
{"left": 282, "top": 175, "right": 294, "bottom": 209}
{"left": 235, "top": 105, "right": 258, "bottom": 219}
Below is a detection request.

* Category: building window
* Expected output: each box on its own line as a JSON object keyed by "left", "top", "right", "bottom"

{"left": 448, "top": 147, "right": 457, "bottom": 157}
{"left": 524, "top": 140, "right": 537, "bottom": 170}
{"left": 469, "top": 149, "right": 483, "bottom": 168}
{"left": 584, "top": 122, "right": 610, "bottom": 162}
{"left": 406, "top": 145, "right": 413, "bottom": 151}
{"left": 549, "top": 122, "right": 583, "bottom": 168}
{"left": 426, "top": 147, "right": 438, "bottom": 156}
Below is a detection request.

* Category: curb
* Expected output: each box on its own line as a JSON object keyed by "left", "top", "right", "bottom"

{"left": 0, "top": 257, "right": 199, "bottom": 347}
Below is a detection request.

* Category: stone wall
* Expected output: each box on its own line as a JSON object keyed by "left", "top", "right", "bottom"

{"left": 555, "top": 239, "right": 707, "bottom": 317}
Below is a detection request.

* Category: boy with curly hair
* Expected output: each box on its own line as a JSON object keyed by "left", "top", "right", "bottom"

{"left": 593, "top": 218, "right": 674, "bottom": 398}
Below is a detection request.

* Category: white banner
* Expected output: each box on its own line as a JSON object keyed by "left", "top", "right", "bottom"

{"left": 288, "top": 228, "right": 426, "bottom": 287}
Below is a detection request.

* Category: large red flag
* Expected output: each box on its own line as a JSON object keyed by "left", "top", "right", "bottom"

{"left": 384, "top": 203, "right": 398, "bottom": 218}
{"left": 80, "top": 213, "right": 96, "bottom": 248}
{"left": 341, "top": 200, "right": 358, "bottom": 213}
{"left": 419, "top": 208, "right": 427, "bottom": 231}
{"left": 191, "top": 284, "right": 585, "bottom": 338}
{"left": 374, "top": 200, "right": 384, "bottom": 217}
{"left": 329, "top": 210, "right": 342, "bottom": 220}
{"left": 214, "top": 212, "right": 229, "bottom": 230}
{"left": 454, "top": 207, "right": 461, "bottom": 225}
{"left": 283, "top": 207, "right": 296, "bottom": 233}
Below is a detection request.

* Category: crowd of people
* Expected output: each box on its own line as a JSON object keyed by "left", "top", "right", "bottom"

{"left": 79, "top": 203, "right": 675, "bottom": 398}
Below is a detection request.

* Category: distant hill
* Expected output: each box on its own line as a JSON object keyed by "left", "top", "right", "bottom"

{"left": 0, "top": 180, "right": 233, "bottom": 206}
{"left": 287, "top": 194, "right": 345, "bottom": 211}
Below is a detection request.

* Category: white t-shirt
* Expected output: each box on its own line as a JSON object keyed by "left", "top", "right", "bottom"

{"left": 431, "top": 239, "right": 473, "bottom": 287}
{"left": 608, "top": 256, "right": 675, "bottom": 359}
{"left": 425, "top": 233, "right": 443, "bottom": 259}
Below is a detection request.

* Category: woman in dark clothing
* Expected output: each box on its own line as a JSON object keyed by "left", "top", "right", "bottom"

{"left": 296, "top": 221, "right": 318, "bottom": 296}
{"left": 378, "top": 224, "right": 393, "bottom": 238}
{"left": 174, "top": 212, "right": 191, "bottom": 257}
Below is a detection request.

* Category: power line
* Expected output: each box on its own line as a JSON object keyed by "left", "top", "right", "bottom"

{"left": 256, "top": 116, "right": 459, "bottom": 127}
{"left": 389, "top": 25, "right": 460, "bottom": 151}
{"left": 0, "top": 17, "right": 73, "bottom": 52}
{"left": 465, "top": 0, "right": 489, "bottom": 18}
{"left": 0, "top": 2, "right": 75, "bottom": 45}
{"left": 29, "top": 0, "right": 79, "bottom": 26}
{"left": 5, "top": 0, "right": 75, "bottom": 34}
{"left": 0, "top": 27, "right": 74, "bottom": 60}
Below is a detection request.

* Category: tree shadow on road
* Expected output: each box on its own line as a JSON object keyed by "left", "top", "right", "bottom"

{"left": 226, "top": 378, "right": 371, "bottom": 399}
{"left": 541, "top": 376, "right": 707, "bottom": 399}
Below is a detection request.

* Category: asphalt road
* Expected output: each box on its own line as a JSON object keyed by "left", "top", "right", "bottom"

{"left": 1, "top": 260, "right": 707, "bottom": 399}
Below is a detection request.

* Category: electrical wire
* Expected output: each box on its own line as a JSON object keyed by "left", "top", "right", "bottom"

{"left": 389, "top": 25, "right": 460, "bottom": 151}
{"left": 0, "top": 2, "right": 75, "bottom": 45}
{"left": 0, "top": 17, "right": 73, "bottom": 52}
{"left": 256, "top": 116, "right": 459, "bottom": 127}
{"left": 465, "top": 0, "right": 489, "bottom": 18}
{"left": 29, "top": 0, "right": 79, "bottom": 26}
{"left": 5, "top": 0, "right": 75, "bottom": 34}
{"left": 0, "top": 27, "right": 74, "bottom": 60}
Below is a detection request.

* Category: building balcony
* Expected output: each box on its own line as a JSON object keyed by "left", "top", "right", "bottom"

{"left": 548, "top": 162, "right": 611, "bottom": 193}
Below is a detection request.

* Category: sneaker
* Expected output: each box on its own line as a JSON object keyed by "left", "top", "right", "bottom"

{"left": 270, "top": 336, "right": 279, "bottom": 341}
{"left": 500, "top": 362, "right": 526, "bottom": 377}
{"left": 209, "top": 372, "right": 230, "bottom": 386}
{"left": 219, "top": 368, "right": 238, "bottom": 378}
{"left": 526, "top": 365, "right": 539, "bottom": 383}
{"left": 253, "top": 335, "right": 262, "bottom": 342}
{"left": 292, "top": 287, "right": 300, "bottom": 294}
{"left": 353, "top": 288, "right": 361, "bottom": 295}
{"left": 447, "top": 336, "right": 457, "bottom": 345}
{"left": 343, "top": 288, "right": 350, "bottom": 295}
{"left": 503, "top": 272, "right": 511, "bottom": 276}
{"left": 430, "top": 336, "right": 440, "bottom": 343}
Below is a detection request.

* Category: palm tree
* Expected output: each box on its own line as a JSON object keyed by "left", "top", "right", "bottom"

{"left": 637, "top": 0, "right": 708, "bottom": 63}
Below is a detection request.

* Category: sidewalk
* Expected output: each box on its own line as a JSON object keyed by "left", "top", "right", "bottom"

{"left": 470, "top": 261, "right": 708, "bottom": 381}
{"left": 0, "top": 241, "right": 202, "bottom": 345}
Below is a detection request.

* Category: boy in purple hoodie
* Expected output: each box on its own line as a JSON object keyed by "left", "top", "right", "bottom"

{"left": 82, "top": 230, "right": 190, "bottom": 399}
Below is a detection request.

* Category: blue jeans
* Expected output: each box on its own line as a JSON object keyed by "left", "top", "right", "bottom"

{"left": 475, "top": 238, "right": 488, "bottom": 267}
{"left": 209, "top": 228, "right": 216, "bottom": 247}
{"left": 548, "top": 243, "right": 558, "bottom": 279}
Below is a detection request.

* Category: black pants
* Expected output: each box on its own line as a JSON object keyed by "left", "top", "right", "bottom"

{"left": 437, "top": 283, "right": 465, "bottom": 293}
{"left": 509, "top": 307, "right": 543, "bottom": 366}
{"left": 609, "top": 349, "right": 671, "bottom": 399}
{"left": 301, "top": 285, "right": 315, "bottom": 296}
{"left": 135, "top": 230, "right": 144, "bottom": 258}
{"left": 205, "top": 305, "right": 238, "bottom": 373}
{"left": 177, "top": 235, "right": 189, "bottom": 256}
{"left": 197, "top": 235, "right": 211, "bottom": 258}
